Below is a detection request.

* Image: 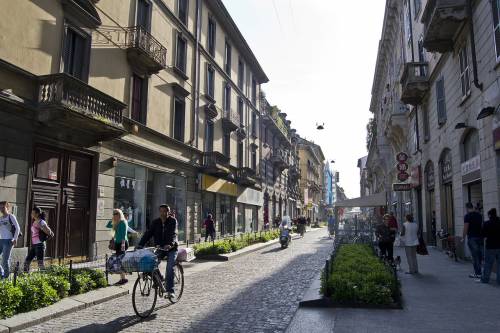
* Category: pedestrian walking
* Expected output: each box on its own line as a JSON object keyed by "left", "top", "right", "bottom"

{"left": 106, "top": 209, "right": 129, "bottom": 285}
{"left": 203, "top": 213, "right": 216, "bottom": 242}
{"left": 376, "top": 215, "right": 395, "bottom": 261}
{"left": 401, "top": 214, "right": 419, "bottom": 274}
{"left": 0, "top": 201, "right": 21, "bottom": 279}
{"left": 462, "top": 202, "right": 484, "bottom": 278}
{"left": 23, "top": 206, "right": 54, "bottom": 272}
{"left": 477, "top": 208, "right": 500, "bottom": 285}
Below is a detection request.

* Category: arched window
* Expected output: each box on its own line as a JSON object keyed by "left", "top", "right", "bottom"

{"left": 462, "top": 129, "right": 479, "bottom": 162}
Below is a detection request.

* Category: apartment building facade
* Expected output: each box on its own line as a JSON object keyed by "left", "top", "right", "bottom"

{"left": 367, "top": 0, "right": 500, "bottom": 255}
{"left": 297, "top": 138, "right": 325, "bottom": 222}
{"left": 0, "top": 0, "right": 268, "bottom": 259}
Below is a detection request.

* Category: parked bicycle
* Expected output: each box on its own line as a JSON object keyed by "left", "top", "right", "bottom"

{"left": 132, "top": 247, "right": 185, "bottom": 318}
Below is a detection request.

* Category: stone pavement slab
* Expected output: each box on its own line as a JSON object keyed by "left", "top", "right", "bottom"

{"left": 287, "top": 246, "right": 500, "bottom": 333}
{"left": 69, "top": 286, "right": 129, "bottom": 307}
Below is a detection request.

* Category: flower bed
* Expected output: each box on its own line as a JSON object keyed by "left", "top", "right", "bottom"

{"left": 0, "top": 266, "right": 107, "bottom": 319}
{"left": 193, "top": 230, "right": 281, "bottom": 256}
{"left": 321, "top": 244, "right": 400, "bottom": 307}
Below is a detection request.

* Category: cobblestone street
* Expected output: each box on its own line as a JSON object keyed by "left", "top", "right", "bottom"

{"left": 21, "top": 229, "right": 332, "bottom": 333}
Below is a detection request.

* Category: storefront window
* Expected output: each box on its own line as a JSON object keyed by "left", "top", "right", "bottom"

{"left": 114, "top": 161, "right": 146, "bottom": 232}
{"left": 146, "top": 170, "right": 187, "bottom": 242}
{"left": 201, "top": 192, "right": 216, "bottom": 233}
{"left": 236, "top": 203, "right": 245, "bottom": 233}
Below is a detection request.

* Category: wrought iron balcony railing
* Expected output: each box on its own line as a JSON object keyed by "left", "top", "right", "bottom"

{"left": 126, "top": 26, "right": 167, "bottom": 73}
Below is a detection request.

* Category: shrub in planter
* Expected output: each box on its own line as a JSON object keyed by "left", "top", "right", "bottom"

{"left": 0, "top": 280, "right": 23, "bottom": 319}
{"left": 70, "top": 270, "right": 96, "bottom": 295}
{"left": 45, "top": 265, "right": 70, "bottom": 278}
{"left": 322, "top": 244, "right": 398, "bottom": 305}
{"left": 17, "top": 274, "right": 59, "bottom": 313}
{"left": 44, "top": 274, "right": 71, "bottom": 299}
{"left": 73, "top": 268, "right": 107, "bottom": 289}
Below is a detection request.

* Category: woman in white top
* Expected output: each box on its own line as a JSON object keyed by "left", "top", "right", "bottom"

{"left": 401, "top": 214, "right": 419, "bottom": 274}
{"left": 0, "top": 201, "right": 20, "bottom": 279}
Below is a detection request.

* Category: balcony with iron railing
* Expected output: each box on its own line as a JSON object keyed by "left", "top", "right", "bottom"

{"left": 222, "top": 108, "right": 240, "bottom": 132}
{"left": 126, "top": 26, "right": 167, "bottom": 74}
{"left": 400, "top": 62, "right": 430, "bottom": 106}
{"left": 37, "top": 73, "right": 126, "bottom": 141}
{"left": 421, "top": 0, "right": 467, "bottom": 53}
{"left": 236, "top": 167, "right": 258, "bottom": 187}
{"left": 271, "top": 148, "right": 289, "bottom": 170}
{"left": 202, "top": 151, "right": 230, "bottom": 176}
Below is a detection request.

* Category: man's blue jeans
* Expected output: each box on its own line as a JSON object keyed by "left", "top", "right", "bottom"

{"left": 481, "top": 249, "right": 500, "bottom": 284}
{"left": 164, "top": 249, "right": 178, "bottom": 293}
{"left": 0, "top": 239, "right": 13, "bottom": 279}
{"left": 467, "top": 237, "right": 483, "bottom": 276}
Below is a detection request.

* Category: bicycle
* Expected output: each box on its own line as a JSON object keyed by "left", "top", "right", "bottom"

{"left": 132, "top": 247, "right": 185, "bottom": 318}
{"left": 437, "top": 230, "right": 457, "bottom": 261}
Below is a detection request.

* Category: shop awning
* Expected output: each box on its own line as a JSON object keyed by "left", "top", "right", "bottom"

{"left": 335, "top": 192, "right": 387, "bottom": 208}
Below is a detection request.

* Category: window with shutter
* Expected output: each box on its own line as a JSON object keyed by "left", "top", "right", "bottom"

{"left": 251, "top": 111, "right": 257, "bottom": 137}
{"left": 175, "top": 34, "right": 187, "bottom": 73}
{"left": 224, "top": 42, "right": 231, "bottom": 76}
{"left": 178, "top": 0, "right": 188, "bottom": 25}
{"left": 251, "top": 78, "right": 257, "bottom": 106}
{"left": 459, "top": 46, "right": 470, "bottom": 98}
{"left": 131, "top": 75, "right": 145, "bottom": 124}
{"left": 492, "top": 0, "right": 500, "bottom": 61}
{"left": 208, "top": 18, "right": 216, "bottom": 57}
{"left": 238, "top": 58, "right": 244, "bottom": 90}
{"left": 63, "top": 26, "right": 90, "bottom": 82}
{"left": 137, "top": 0, "right": 151, "bottom": 31}
{"left": 237, "top": 142, "right": 243, "bottom": 168}
{"left": 238, "top": 97, "right": 243, "bottom": 126}
{"left": 223, "top": 132, "right": 231, "bottom": 158}
{"left": 436, "top": 78, "right": 446, "bottom": 125}
{"left": 173, "top": 97, "right": 185, "bottom": 142}
{"left": 206, "top": 64, "right": 215, "bottom": 98}
{"left": 205, "top": 121, "right": 214, "bottom": 152}
{"left": 251, "top": 147, "right": 257, "bottom": 170}
{"left": 224, "top": 83, "right": 231, "bottom": 112}
{"left": 423, "top": 105, "right": 430, "bottom": 142}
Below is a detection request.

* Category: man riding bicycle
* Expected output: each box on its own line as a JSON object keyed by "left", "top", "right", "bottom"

{"left": 137, "top": 204, "right": 178, "bottom": 299}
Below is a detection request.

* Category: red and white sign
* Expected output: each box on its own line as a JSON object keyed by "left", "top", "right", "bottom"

{"left": 397, "top": 163, "right": 409, "bottom": 172}
{"left": 398, "top": 172, "right": 410, "bottom": 182}
{"left": 396, "top": 152, "right": 408, "bottom": 163}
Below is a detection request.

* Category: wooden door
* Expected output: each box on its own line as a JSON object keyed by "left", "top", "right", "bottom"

{"left": 31, "top": 146, "right": 92, "bottom": 259}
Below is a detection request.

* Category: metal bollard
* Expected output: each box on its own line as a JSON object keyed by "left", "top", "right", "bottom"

{"left": 13, "top": 261, "right": 19, "bottom": 286}
{"left": 69, "top": 260, "right": 73, "bottom": 289}
{"left": 104, "top": 254, "right": 109, "bottom": 285}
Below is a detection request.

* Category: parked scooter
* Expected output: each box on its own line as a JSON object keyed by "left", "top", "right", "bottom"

{"left": 279, "top": 216, "right": 292, "bottom": 249}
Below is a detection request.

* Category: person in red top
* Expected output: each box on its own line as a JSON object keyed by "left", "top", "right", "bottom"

{"left": 388, "top": 212, "right": 399, "bottom": 230}
{"left": 203, "top": 214, "right": 216, "bottom": 242}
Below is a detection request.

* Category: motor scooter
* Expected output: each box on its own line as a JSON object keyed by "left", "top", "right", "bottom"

{"left": 280, "top": 228, "right": 291, "bottom": 249}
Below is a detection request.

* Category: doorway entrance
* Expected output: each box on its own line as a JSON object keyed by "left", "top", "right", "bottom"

{"left": 30, "top": 145, "right": 92, "bottom": 259}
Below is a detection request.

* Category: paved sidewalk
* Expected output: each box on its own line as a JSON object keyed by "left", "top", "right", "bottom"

{"left": 287, "top": 246, "right": 500, "bottom": 333}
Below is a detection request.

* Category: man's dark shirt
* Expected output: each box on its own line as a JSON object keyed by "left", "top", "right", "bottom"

{"left": 464, "top": 211, "right": 483, "bottom": 238}
{"left": 139, "top": 216, "right": 178, "bottom": 248}
{"left": 481, "top": 218, "right": 500, "bottom": 249}
{"left": 376, "top": 223, "right": 393, "bottom": 242}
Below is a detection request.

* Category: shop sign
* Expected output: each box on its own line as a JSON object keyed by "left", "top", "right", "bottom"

{"left": 393, "top": 183, "right": 411, "bottom": 191}
{"left": 397, "top": 172, "right": 410, "bottom": 182}
{"left": 425, "top": 163, "right": 435, "bottom": 190}
{"left": 461, "top": 155, "right": 480, "bottom": 176}
{"left": 97, "top": 199, "right": 105, "bottom": 218}
{"left": 494, "top": 105, "right": 500, "bottom": 150}
{"left": 396, "top": 152, "right": 408, "bottom": 163}
{"left": 202, "top": 175, "right": 237, "bottom": 197}
{"left": 410, "top": 166, "right": 421, "bottom": 188}
{"left": 440, "top": 150, "right": 453, "bottom": 184}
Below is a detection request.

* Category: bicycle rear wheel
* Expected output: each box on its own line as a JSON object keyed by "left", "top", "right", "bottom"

{"left": 169, "top": 263, "right": 184, "bottom": 303}
{"left": 132, "top": 273, "right": 158, "bottom": 318}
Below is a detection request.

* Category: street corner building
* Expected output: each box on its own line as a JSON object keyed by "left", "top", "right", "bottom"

{"left": 365, "top": 0, "right": 500, "bottom": 258}
{"left": 0, "top": 0, "right": 325, "bottom": 261}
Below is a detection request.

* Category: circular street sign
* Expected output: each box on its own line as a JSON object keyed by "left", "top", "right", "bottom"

{"left": 396, "top": 163, "right": 409, "bottom": 172}
{"left": 396, "top": 152, "right": 408, "bottom": 162}
{"left": 398, "top": 172, "right": 410, "bottom": 182}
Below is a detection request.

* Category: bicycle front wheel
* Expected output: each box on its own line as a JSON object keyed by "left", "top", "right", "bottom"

{"left": 170, "top": 263, "right": 184, "bottom": 303}
{"left": 132, "top": 273, "right": 158, "bottom": 318}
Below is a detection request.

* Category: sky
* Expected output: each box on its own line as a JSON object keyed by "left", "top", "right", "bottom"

{"left": 222, "top": 0, "right": 386, "bottom": 198}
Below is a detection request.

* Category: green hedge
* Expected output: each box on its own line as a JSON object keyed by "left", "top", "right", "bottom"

{"left": 0, "top": 266, "right": 108, "bottom": 319}
{"left": 193, "top": 230, "right": 281, "bottom": 256}
{"left": 321, "top": 244, "right": 398, "bottom": 305}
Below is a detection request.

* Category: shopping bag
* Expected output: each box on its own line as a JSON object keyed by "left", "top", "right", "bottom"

{"left": 416, "top": 235, "right": 429, "bottom": 255}
{"left": 106, "top": 253, "right": 125, "bottom": 274}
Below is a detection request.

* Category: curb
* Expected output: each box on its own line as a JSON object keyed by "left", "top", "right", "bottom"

{"left": 196, "top": 227, "right": 326, "bottom": 261}
{"left": 0, "top": 286, "right": 129, "bottom": 332}
{"left": 197, "top": 238, "right": 281, "bottom": 261}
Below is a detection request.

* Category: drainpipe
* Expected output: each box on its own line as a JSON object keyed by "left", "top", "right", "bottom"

{"left": 193, "top": 0, "right": 202, "bottom": 148}
{"left": 467, "top": 0, "right": 483, "bottom": 91}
